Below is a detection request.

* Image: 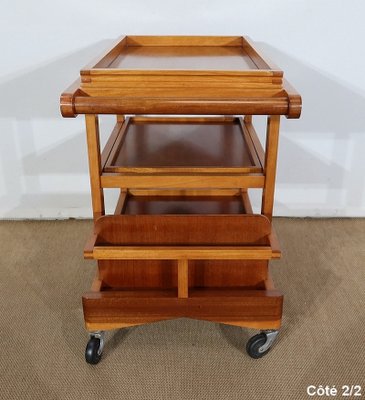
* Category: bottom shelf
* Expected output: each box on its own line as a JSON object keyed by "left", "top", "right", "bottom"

{"left": 82, "top": 277, "right": 283, "bottom": 331}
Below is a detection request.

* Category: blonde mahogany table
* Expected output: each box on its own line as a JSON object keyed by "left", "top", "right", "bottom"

{"left": 60, "top": 36, "right": 301, "bottom": 364}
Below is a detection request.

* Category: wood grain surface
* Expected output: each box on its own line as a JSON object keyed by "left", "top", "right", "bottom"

{"left": 83, "top": 287, "right": 283, "bottom": 330}
{"left": 93, "top": 214, "right": 271, "bottom": 245}
{"left": 105, "top": 118, "right": 260, "bottom": 173}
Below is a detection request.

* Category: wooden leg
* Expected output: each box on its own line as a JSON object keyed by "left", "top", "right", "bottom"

{"left": 244, "top": 115, "right": 252, "bottom": 123}
{"left": 178, "top": 259, "right": 189, "bottom": 298}
{"left": 241, "top": 189, "right": 253, "bottom": 214}
{"left": 261, "top": 115, "right": 280, "bottom": 221}
{"left": 114, "top": 189, "right": 128, "bottom": 215}
{"left": 85, "top": 114, "right": 105, "bottom": 220}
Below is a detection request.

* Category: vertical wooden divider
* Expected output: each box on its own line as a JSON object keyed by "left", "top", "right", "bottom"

{"left": 261, "top": 115, "right": 280, "bottom": 221}
{"left": 178, "top": 259, "right": 189, "bottom": 298}
{"left": 85, "top": 114, "right": 105, "bottom": 220}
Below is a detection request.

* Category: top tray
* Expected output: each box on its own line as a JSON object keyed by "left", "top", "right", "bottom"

{"left": 61, "top": 36, "right": 302, "bottom": 118}
{"left": 81, "top": 36, "right": 281, "bottom": 76}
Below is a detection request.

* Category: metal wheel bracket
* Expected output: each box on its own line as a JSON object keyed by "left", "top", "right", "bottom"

{"left": 258, "top": 330, "right": 279, "bottom": 353}
{"left": 89, "top": 331, "right": 105, "bottom": 356}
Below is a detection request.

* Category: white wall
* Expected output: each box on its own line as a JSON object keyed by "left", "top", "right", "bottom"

{"left": 1, "top": 0, "right": 365, "bottom": 218}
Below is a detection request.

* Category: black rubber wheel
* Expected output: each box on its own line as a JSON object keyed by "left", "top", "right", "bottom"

{"left": 85, "top": 337, "right": 102, "bottom": 364}
{"left": 246, "top": 333, "right": 270, "bottom": 359}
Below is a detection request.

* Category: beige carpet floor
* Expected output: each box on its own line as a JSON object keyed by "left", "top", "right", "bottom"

{"left": 0, "top": 219, "right": 364, "bottom": 400}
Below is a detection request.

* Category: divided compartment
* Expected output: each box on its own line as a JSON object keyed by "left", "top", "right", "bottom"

{"left": 83, "top": 192, "right": 283, "bottom": 330}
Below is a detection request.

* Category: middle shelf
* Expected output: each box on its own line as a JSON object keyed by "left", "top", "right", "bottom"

{"left": 100, "top": 116, "right": 265, "bottom": 189}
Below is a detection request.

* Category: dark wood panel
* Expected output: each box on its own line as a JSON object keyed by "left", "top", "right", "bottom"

{"left": 189, "top": 260, "right": 268, "bottom": 287}
{"left": 82, "top": 288, "right": 283, "bottom": 324}
{"left": 123, "top": 196, "right": 245, "bottom": 215}
{"left": 99, "top": 260, "right": 177, "bottom": 288}
{"left": 94, "top": 214, "right": 271, "bottom": 245}
{"left": 110, "top": 120, "right": 255, "bottom": 169}
{"left": 98, "top": 259, "right": 268, "bottom": 288}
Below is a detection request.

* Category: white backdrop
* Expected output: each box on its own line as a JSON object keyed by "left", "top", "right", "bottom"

{"left": 1, "top": 0, "right": 365, "bottom": 218}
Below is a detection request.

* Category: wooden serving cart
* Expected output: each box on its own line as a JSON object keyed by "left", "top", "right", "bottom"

{"left": 60, "top": 36, "right": 301, "bottom": 364}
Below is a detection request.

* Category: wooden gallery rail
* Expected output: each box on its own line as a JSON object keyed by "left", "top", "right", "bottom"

{"left": 60, "top": 35, "right": 302, "bottom": 364}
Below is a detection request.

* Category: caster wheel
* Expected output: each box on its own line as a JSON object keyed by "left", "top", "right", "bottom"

{"left": 85, "top": 337, "right": 102, "bottom": 364}
{"left": 246, "top": 333, "right": 270, "bottom": 359}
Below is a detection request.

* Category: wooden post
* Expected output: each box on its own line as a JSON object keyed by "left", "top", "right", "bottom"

{"left": 85, "top": 114, "right": 105, "bottom": 220}
{"left": 261, "top": 115, "right": 280, "bottom": 221}
{"left": 244, "top": 115, "right": 252, "bottom": 124}
{"left": 178, "top": 259, "right": 189, "bottom": 298}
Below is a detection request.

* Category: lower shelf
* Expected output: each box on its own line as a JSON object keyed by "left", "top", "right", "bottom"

{"left": 83, "top": 284, "right": 283, "bottom": 331}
